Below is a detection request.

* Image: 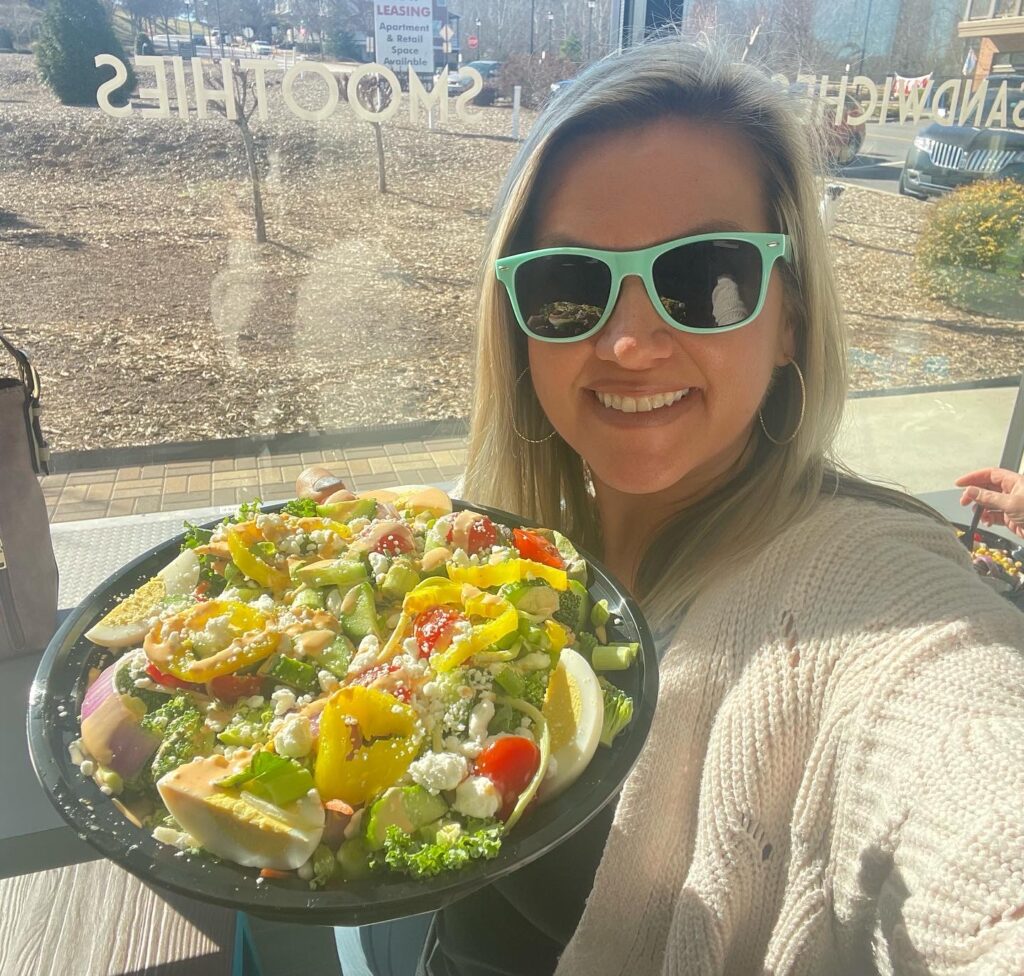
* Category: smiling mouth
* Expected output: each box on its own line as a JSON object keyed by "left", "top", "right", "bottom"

{"left": 593, "top": 388, "right": 692, "bottom": 413}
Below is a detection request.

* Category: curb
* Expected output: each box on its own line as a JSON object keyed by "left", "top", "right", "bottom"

{"left": 51, "top": 416, "right": 470, "bottom": 474}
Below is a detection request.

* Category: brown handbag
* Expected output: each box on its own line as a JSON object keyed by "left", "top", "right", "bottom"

{"left": 0, "top": 330, "right": 58, "bottom": 658}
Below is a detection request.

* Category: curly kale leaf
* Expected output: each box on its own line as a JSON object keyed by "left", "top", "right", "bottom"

{"left": 281, "top": 497, "right": 319, "bottom": 518}
{"left": 375, "top": 822, "right": 502, "bottom": 878}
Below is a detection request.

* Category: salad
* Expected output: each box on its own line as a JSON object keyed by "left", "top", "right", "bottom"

{"left": 71, "top": 486, "right": 638, "bottom": 887}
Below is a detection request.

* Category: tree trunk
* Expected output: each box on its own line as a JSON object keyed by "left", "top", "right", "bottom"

{"left": 236, "top": 118, "right": 267, "bottom": 243}
{"left": 373, "top": 121, "right": 387, "bottom": 194}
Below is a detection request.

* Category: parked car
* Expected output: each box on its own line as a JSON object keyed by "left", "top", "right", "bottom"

{"left": 449, "top": 60, "right": 502, "bottom": 105}
{"left": 900, "top": 80, "right": 1024, "bottom": 198}
{"left": 250, "top": 40, "right": 272, "bottom": 56}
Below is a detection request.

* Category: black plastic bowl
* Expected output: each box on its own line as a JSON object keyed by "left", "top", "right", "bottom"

{"left": 27, "top": 498, "right": 657, "bottom": 924}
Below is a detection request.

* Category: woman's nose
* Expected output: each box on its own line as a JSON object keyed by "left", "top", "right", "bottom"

{"left": 593, "top": 275, "right": 674, "bottom": 368}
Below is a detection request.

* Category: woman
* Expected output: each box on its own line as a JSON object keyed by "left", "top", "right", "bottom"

{"left": 330, "top": 40, "right": 1024, "bottom": 974}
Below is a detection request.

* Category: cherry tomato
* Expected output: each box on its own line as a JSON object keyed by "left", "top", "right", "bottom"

{"left": 445, "top": 515, "right": 498, "bottom": 555}
{"left": 207, "top": 673, "right": 264, "bottom": 702}
{"left": 512, "top": 528, "right": 564, "bottom": 569}
{"left": 145, "top": 662, "right": 203, "bottom": 692}
{"left": 374, "top": 531, "right": 413, "bottom": 556}
{"left": 348, "top": 662, "right": 411, "bottom": 702}
{"left": 413, "top": 607, "right": 466, "bottom": 659}
{"left": 474, "top": 736, "right": 541, "bottom": 820}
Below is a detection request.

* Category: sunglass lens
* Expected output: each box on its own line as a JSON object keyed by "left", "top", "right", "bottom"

{"left": 652, "top": 239, "right": 762, "bottom": 329}
{"left": 513, "top": 255, "right": 611, "bottom": 339}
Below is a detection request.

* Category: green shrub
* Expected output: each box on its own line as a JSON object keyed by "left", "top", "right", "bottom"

{"left": 915, "top": 179, "right": 1024, "bottom": 317}
{"left": 135, "top": 32, "right": 153, "bottom": 55}
{"left": 35, "top": 0, "right": 136, "bottom": 106}
{"left": 325, "top": 29, "right": 361, "bottom": 62}
{"left": 0, "top": 27, "right": 13, "bottom": 52}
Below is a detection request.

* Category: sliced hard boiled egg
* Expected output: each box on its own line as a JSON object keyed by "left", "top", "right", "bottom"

{"left": 85, "top": 549, "right": 200, "bottom": 648}
{"left": 157, "top": 752, "right": 324, "bottom": 871}
{"left": 539, "top": 647, "right": 604, "bottom": 799}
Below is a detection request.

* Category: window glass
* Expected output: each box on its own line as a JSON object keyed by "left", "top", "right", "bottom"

{"left": 2, "top": 0, "right": 1020, "bottom": 519}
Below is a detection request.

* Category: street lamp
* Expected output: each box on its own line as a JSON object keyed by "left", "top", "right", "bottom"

{"left": 475, "top": 17, "right": 481, "bottom": 57}
{"left": 547, "top": 10, "right": 554, "bottom": 55}
{"left": 530, "top": 0, "right": 536, "bottom": 55}
{"left": 215, "top": 0, "right": 224, "bottom": 56}
{"left": 184, "top": 0, "right": 195, "bottom": 51}
{"left": 587, "top": 0, "right": 595, "bottom": 60}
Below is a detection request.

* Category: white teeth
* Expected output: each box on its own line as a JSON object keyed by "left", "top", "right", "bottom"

{"left": 595, "top": 389, "right": 691, "bottom": 413}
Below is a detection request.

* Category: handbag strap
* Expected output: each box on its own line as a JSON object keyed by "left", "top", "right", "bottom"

{"left": 0, "top": 330, "right": 51, "bottom": 476}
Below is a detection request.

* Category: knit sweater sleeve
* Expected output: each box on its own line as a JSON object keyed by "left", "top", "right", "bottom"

{"left": 823, "top": 508, "right": 1024, "bottom": 974}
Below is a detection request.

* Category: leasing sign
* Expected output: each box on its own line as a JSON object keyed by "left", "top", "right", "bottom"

{"left": 373, "top": 3, "right": 433, "bottom": 76}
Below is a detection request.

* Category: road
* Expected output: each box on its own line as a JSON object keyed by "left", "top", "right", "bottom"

{"left": 835, "top": 119, "right": 920, "bottom": 196}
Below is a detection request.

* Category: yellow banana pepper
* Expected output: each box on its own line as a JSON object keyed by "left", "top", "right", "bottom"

{"left": 227, "top": 524, "right": 290, "bottom": 591}
{"left": 446, "top": 558, "right": 568, "bottom": 591}
{"left": 144, "top": 600, "right": 280, "bottom": 682}
{"left": 314, "top": 686, "right": 422, "bottom": 805}
{"left": 544, "top": 619, "right": 568, "bottom": 654}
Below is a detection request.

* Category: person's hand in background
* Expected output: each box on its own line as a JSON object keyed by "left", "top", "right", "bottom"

{"left": 295, "top": 465, "right": 354, "bottom": 504}
{"left": 955, "top": 467, "right": 1024, "bottom": 539}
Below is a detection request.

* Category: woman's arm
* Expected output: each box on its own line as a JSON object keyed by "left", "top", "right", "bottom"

{"left": 832, "top": 574, "right": 1024, "bottom": 971}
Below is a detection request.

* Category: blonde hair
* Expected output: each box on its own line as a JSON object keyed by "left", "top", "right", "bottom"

{"left": 462, "top": 39, "right": 936, "bottom": 629}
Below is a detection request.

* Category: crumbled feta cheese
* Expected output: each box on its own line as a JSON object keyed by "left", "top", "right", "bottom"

{"left": 367, "top": 551, "right": 390, "bottom": 576}
{"left": 408, "top": 751, "right": 469, "bottom": 794}
{"left": 245, "top": 695, "right": 265, "bottom": 708}
{"left": 402, "top": 637, "right": 420, "bottom": 657}
{"left": 488, "top": 546, "right": 512, "bottom": 564}
{"left": 453, "top": 775, "right": 501, "bottom": 819}
{"left": 271, "top": 687, "right": 297, "bottom": 716}
{"left": 253, "top": 594, "right": 275, "bottom": 613}
{"left": 349, "top": 517, "right": 371, "bottom": 532}
{"left": 357, "top": 634, "right": 380, "bottom": 658}
{"left": 273, "top": 713, "right": 313, "bottom": 758}
{"left": 467, "top": 699, "right": 495, "bottom": 743}
{"left": 80, "top": 759, "right": 96, "bottom": 777}
{"left": 318, "top": 669, "right": 340, "bottom": 693}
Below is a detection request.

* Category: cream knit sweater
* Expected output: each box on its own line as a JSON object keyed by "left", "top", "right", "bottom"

{"left": 554, "top": 496, "right": 1024, "bottom": 976}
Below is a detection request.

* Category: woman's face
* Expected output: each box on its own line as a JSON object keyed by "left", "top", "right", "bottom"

{"left": 525, "top": 117, "right": 794, "bottom": 501}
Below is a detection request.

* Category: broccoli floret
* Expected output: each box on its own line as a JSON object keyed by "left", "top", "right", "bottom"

{"left": 281, "top": 497, "right": 319, "bottom": 518}
{"left": 115, "top": 654, "right": 171, "bottom": 713}
{"left": 142, "top": 695, "right": 213, "bottom": 781}
{"left": 374, "top": 821, "right": 502, "bottom": 878}
{"left": 598, "top": 677, "right": 633, "bottom": 748}
{"left": 552, "top": 580, "right": 590, "bottom": 633}
{"left": 216, "top": 700, "right": 276, "bottom": 746}
{"left": 522, "top": 669, "right": 550, "bottom": 711}
{"left": 574, "top": 631, "right": 598, "bottom": 659}
{"left": 231, "top": 499, "right": 263, "bottom": 523}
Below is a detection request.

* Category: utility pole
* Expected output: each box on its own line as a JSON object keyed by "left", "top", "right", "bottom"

{"left": 184, "top": 0, "right": 195, "bottom": 52}
{"left": 858, "top": 0, "right": 875, "bottom": 74}
{"left": 215, "top": 0, "right": 224, "bottom": 56}
{"left": 530, "top": 0, "right": 536, "bottom": 54}
{"left": 547, "top": 10, "right": 554, "bottom": 54}
{"left": 587, "top": 0, "right": 595, "bottom": 59}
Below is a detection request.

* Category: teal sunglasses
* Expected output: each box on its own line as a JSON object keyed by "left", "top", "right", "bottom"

{"left": 495, "top": 232, "right": 792, "bottom": 342}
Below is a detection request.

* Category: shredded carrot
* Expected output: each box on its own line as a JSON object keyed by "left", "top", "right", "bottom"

{"left": 259, "top": 867, "right": 291, "bottom": 879}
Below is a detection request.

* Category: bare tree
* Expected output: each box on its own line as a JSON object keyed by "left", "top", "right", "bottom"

{"left": 354, "top": 71, "right": 393, "bottom": 193}
{"left": 205, "top": 59, "right": 269, "bottom": 241}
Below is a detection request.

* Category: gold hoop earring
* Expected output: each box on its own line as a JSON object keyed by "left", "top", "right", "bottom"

{"left": 512, "top": 366, "right": 557, "bottom": 444}
{"left": 759, "top": 359, "right": 805, "bottom": 446}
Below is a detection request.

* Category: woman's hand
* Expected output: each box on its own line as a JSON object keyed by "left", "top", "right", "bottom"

{"left": 295, "top": 465, "right": 355, "bottom": 504}
{"left": 955, "top": 467, "right": 1024, "bottom": 539}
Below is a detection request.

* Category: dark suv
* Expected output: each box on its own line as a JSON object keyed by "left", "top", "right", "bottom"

{"left": 900, "top": 77, "right": 1024, "bottom": 198}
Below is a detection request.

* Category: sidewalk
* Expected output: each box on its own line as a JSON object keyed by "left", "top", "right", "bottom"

{"left": 39, "top": 382, "right": 1019, "bottom": 525}
{"left": 41, "top": 436, "right": 468, "bottom": 523}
